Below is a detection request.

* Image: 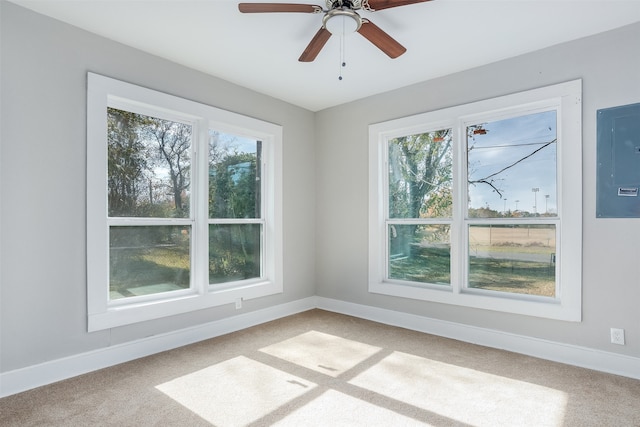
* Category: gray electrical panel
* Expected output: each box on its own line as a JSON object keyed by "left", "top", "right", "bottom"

{"left": 597, "top": 102, "right": 640, "bottom": 218}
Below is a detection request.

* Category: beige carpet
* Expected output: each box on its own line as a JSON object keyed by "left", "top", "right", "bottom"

{"left": 1, "top": 309, "right": 639, "bottom": 426}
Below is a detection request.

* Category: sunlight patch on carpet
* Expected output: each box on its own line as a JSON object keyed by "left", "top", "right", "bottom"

{"left": 349, "top": 351, "right": 567, "bottom": 426}
{"left": 156, "top": 356, "right": 316, "bottom": 426}
{"left": 272, "top": 389, "right": 432, "bottom": 426}
{"left": 260, "top": 330, "right": 382, "bottom": 377}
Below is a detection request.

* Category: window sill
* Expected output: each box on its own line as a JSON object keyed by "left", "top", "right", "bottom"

{"left": 369, "top": 280, "right": 580, "bottom": 322}
{"left": 88, "top": 279, "right": 282, "bottom": 332}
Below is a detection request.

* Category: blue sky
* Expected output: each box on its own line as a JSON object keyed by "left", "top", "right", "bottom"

{"left": 211, "top": 130, "right": 257, "bottom": 155}
{"left": 467, "top": 110, "right": 557, "bottom": 214}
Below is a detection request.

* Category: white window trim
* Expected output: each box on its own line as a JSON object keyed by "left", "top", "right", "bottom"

{"left": 369, "top": 80, "right": 582, "bottom": 321}
{"left": 87, "top": 73, "right": 283, "bottom": 331}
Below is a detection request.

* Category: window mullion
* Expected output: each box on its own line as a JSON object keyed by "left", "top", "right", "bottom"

{"left": 451, "top": 121, "right": 465, "bottom": 295}
{"left": 194, "top": 119, "right": 209, "bottom": 295}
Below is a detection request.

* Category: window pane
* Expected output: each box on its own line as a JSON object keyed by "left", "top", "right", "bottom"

{"left": 209, "top": 224, "right": 261, "bottom": 284}
{"left": 388, "top": 130, "right": 452, "bottom": 219}
{"left": 388, "top": 224, "right": 450, "bottom": 285}
{"left": 209, "top": 130, "right": 261, "bottom": 219}
{"left": 468, "top": 224, "right": 556, "bottom": 297}
{"left": 467, "top": 111, "right": 556, "bottom": 218}
{"left": 109, "top": 226, "right": 191, "bottom": 300}
{"left": 107, "top": 108, "right": 191, "bottom": 218}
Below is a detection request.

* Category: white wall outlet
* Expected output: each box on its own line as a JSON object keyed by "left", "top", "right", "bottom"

{"left": 235, "top": 298, "right": 242, "bottom": 310}
{"left": 610, "top": 328, "right": 625, "bottom": 345}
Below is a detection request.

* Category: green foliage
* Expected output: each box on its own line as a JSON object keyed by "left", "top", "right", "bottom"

{"left": 209, "top": 151, "right": 259, "bottom": 219}
{"left": 208, "top": 224, "right": 260, "bottom": 283}
{"left": 207, "top": 136, "right": 261, "bottom": 282}
{"left": 468, "top": 206, "right": 501, "bottom": 218}
{"left": 107, "top": 107, "right": 191, "bottom": 218}
{"left": 208, "top": 249, "right": 258, "bottom": 283}
{"left": 143, "top": 117, "right": 191, "bottom": 217}
{"left": 107, "top": 111, "right": 264, "bottom": 291}
{"left": 388, "top": 130, "right": 453, "bottom": 261}
{"left": 468, "top": 207, "right": 554, "bottom": 218}
{"left": 388, "top": 130, "right": 452, "bottom": 219}
{"left": 107, "top": 108, "right": 149, "bottom": 216}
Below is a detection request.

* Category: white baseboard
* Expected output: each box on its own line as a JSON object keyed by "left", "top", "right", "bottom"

{"left": 315, "top": 297, "right": 640, "bottom": 381}
{"left": 0, "top": 297, "right": 316, "bottom": 398}
{"left": 2, "top": 295, "right": 638, "bottom": 398}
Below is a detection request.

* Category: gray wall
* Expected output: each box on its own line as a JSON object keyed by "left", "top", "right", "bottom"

{"left": 0, "top": 2, "right": 316, "bottom": 372}
{"left": 2, "top": 1, "right": 639, "bottom": 376}
{"left": 315, "top": 21, "right": 640, "bottom": 355}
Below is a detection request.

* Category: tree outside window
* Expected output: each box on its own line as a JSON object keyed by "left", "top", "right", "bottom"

{"left": 371, "top": 80, "right": 582, "bottom": 321}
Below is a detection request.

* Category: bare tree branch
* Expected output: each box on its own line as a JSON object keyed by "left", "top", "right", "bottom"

{"left": 469, "top": 138, "right": 556, "bottom": 198}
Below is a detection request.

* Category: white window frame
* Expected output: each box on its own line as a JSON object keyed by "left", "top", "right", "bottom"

{"left": 87, "top": 73, "right": 283, "bottom": 331}
{"left": 369, "top": 80, "right": 582, "bottom": 321}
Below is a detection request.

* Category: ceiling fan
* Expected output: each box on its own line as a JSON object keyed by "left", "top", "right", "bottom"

{"left": 238, "top": 0, "right": 432, "bottom": 62}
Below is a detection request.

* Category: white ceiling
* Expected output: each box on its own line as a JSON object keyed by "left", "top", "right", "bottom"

{"left": 10, "top": 0, "right": 640, "bottom": 111}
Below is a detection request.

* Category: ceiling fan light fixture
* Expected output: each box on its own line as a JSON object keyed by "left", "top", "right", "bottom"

{"left": 323, "top": 8, "right": 362, "bottom": 35}
{"left": 239, "top": 0, "right": 427, "bottom": 62}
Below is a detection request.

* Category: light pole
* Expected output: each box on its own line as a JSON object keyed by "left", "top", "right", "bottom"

{"left": 515, "top": 200, "right": 520, "bottom": 211}
{"left": 532, "top": 188, "right": 539, "bottom": 214}
{"left": 545, "top": 194, "right": 549, "bottom": 214}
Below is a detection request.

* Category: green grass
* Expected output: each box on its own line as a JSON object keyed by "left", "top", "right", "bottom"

{"left": 110, "top": 247, "right": 190, "bottom": 297}
{"left": 140, "top": 247, "right": 190, "bottom": 270}
{"left": 389, "top": 246, "right": 451, "bottom": 285}
{"left": 468, "top": 257, "right": 555, "bottom": 297}
{"left": 390, "top": 246, "right": 555, "bottom": 297}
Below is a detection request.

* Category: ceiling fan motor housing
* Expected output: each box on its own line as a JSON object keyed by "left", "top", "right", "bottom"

{"left": 323, "top": 8, "right": 363, "bottom": 34}
{"left": 326, "top": 0, "right": 365, "bottom": 10}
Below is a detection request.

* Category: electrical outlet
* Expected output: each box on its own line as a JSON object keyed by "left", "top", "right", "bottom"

{"left": 235, "top": 298, "right": 242, "bottom": 310}
{"left": 610, "top": 328, "right": 625, "bottom": 345}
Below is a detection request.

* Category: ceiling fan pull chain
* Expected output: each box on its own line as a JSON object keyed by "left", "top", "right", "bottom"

{"left": 338, "top": 39, "right": 344, "bottom": 80}
{"left": 339, "top": 22, "right": 347, "bottom": 80}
